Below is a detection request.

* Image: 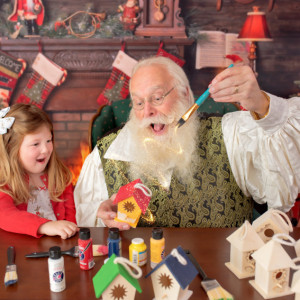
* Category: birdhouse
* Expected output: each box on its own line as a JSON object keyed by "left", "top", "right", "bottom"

{"left": 249, "top": 239, "right": 294, "bottom": 299}
{"left": 252, "top": 209, "right": 293, "bottom": 243}
{"left": 292, "top": 269, "right": 300, "bottom": 300}
{"left": 225, "top": 220, "right": 264, "bottom": 279}
{"left": 295, "top": 239, "right": 300, "bottom": 257}
{"left": 145, "top": 246, "right": 198, "bottom": 300}
{"left": 92, "top": 254, "right": 142, "bottom": 300}
{"left": 113, "top": 179, "right": 152, "bottom": 228}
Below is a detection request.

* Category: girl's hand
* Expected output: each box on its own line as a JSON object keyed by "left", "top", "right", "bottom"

{"left": 38, "top": 220, "right": 78, "bottom": 239}
{"left": 96, "top": 194, "right": 130, "bottom": 230}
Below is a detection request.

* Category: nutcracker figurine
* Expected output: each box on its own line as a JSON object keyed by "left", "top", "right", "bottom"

{"left": 8, "top": 0, "right": 45, "bottom": 37}
{"left": 118, "top": 0, "right": 140, "bottom": 32}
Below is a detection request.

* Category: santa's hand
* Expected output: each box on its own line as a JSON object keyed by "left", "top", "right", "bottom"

{"left": 97, "top": 194, "right": 130, "bottom": 230}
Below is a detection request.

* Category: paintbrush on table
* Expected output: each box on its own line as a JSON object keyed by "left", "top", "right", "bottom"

{"left": 185, "top": 249, "right": 234, "bottom": 300}
{"left": 177, "top": 64, "right": 234, "bottom": 128}
{"left": 25, "top": 245, "right": 79, "bottom": 258}
{"left": 25, "top": 244, "right": 108, "bottom": 258}
{"left": 4, "top": 246, "right": 18, "bottom": 286}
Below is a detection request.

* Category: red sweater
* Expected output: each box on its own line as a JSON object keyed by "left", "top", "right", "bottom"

{"left": 0, "top": 177, "right": 76, "bottom": 238}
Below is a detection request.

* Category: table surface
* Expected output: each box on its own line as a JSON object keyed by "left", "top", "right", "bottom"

{"left": 0, "top": 227, "right": 299, "bottom": 300}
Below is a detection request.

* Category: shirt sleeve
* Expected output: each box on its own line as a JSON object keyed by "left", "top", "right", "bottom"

{"left": 0, "top": 192, "right": 49, "bottom": 238}
{"left": 60, "top": 184, "right": 77, "bottom": 224}
{"left": 222, "top": 94, "right": 300, "bottom": 212}
{"left": 74, "top": 147, "right": 108, "bottom": 227}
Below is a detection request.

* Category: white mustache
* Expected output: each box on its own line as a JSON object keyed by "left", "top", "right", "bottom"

{"left": 139, "top": 114, "right": 176, "bottom": 128}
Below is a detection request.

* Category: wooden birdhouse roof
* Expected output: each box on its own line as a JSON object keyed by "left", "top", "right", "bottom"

{"left": 145, "top": 246, "right": 198, "bottom": 289}
{"left": 226, "top": 220, "right": 264, "bottom": 251}
{"left": 113, "top": 179, "right": 151, "bottom": 214}
{"left": 92, "top": 254, "right": 142, "bottom": 298}
{"left": 251, "top": 240, "right": 293, "bottom": 270}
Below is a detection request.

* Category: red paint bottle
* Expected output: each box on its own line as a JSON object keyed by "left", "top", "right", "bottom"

{"left": 78, "top": 228, "right": 95, "bottom": 270}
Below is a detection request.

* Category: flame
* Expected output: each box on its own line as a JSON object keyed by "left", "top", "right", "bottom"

{"left": 70, "top": 141, "right": 90, "bottom": 186}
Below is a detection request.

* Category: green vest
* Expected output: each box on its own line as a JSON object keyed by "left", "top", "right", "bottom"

{"left": 97, "top": 116, "right": 253, "bottom": 227}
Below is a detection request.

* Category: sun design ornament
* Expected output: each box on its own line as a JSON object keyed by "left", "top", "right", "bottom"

{"left": 123, "top": 201, "right": 135, "bottom": 213}
{"left": 110, "top": 284, "right": 127, "bottom": 300}
{"left": 158, "top": 273, "right": 173, "bottom": 289}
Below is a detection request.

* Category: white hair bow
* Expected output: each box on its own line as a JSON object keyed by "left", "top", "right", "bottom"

{"left": 0, "top": 107, "right": 15, "bottom": 135}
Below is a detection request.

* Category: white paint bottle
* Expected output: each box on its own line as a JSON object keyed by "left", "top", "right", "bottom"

{"left": 48, "top": 246, "right": 66, "bottom": 292}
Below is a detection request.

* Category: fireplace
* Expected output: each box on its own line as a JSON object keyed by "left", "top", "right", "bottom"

{"left": 2, "top": 38, "right": 193, "bottom": 184}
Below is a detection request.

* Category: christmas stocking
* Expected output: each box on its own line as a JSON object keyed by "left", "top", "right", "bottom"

{"left": 17, "top": 53, "right": 67, "bottom": 109}
{"left": 156, "top": 42, "right": 185, "bottom": 67}
{"left": 0, "top": 51, "right": 26, "bottom": 109}
{"left": 97, "top": 49, "right": 137, "bottom": 106}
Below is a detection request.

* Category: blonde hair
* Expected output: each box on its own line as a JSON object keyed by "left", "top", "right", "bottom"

{"left": 0, "top": 103, "right": 72, "bottom": 205}
{"left": 129, "top": 56, "right": 195, "bottom": 107}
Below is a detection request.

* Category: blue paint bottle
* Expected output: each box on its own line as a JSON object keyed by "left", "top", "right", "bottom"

{"left": 108, "top": 227, "right": 122, "bottom": 257}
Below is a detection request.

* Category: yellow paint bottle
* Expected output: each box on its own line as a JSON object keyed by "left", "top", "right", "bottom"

{"left": 129, "top": 238, "right": 147, "bottom": 267}
{"left": 150, "top": 228, "right": 165, "bottom": 268}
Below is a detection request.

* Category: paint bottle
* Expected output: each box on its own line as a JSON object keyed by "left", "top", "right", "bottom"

{"left": 48, "top": 246, "right": 66, "bottom": 292}
{"left": 78, "top": 228, "right": 95, "bottom": 270}
{"left": 129, "top": 238, "right": 147, "bottom": 267}
{"left": 108, "top": 227, "right": 122, "bottom": 257}
{"left": 150, "top": 227, "right": 165, "bottom": 268}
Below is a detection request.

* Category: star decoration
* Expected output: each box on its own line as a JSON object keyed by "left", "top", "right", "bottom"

{"left": 123, "top": 201, "right": 135, "bottom": 213}
{"left": 110, "top": 284, "right": 127, "bottom": 300}
{"left": 158, "top": 273, "right": 173, "bottom": 289}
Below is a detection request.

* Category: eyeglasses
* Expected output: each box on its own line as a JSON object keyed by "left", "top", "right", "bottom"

{"left": 131, "top": 86, "right": 175, "bottom": 110}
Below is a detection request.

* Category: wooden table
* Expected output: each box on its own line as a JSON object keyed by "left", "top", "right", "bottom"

{"left": 0, "top": 227, "right": 299, "bottom": 300}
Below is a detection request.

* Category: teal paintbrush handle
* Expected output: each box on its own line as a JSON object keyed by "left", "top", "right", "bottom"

{"left": 195, "top": 63, "right": 234, "bottom": 107}
{"left": 195, "top": 89, "right": 210, "bottom": 106}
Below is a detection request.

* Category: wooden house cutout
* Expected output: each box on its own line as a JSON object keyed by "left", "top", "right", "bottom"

{"left": 145, "top": 246, "right": 198, "bottom": 300}
{"left": 292, "top": 269, "right": 300, "bottom": 300}
{"left": 93, "top": 254, "right": 142, "bottom": 300}
{"left": 252, "top": 209, "right": 293, "bottom": 243}
{"left": 113, "top": 179, "right": 152, "bottom": 228}
{"left": 225, "top": 220, "right": 264, "bottom": 279}
{"left": 249, "top": 239, "right": 294, "bottom": 299}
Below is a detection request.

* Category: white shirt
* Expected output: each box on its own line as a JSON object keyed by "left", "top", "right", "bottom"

{"left": 74, "top": 94, "right": 300, "bottom": 227}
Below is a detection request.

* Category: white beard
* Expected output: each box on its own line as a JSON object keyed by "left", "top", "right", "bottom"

{"left": 127, "top": 100, "right": 200, "bottom": 186}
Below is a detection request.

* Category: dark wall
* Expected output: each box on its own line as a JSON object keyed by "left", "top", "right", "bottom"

{"left": 179, "top": 0, "right": 300, "bottom": 98}
{"left": 1, "top": 0, "right": 299, "bottom": 99}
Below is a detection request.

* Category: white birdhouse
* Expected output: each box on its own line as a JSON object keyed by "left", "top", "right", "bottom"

{"left": 249, "top": 239, "right": 294, "bottom": 299}
{"left": 292, "top": 269, "right": 300, "bottom": 300}
{"left": 252, "top": 209, "right": 293, "bottom": 243}
{"left": 145, "top": 246, "right": 198, "bottom": 300}
{"left": 225, "top": 220, "right": 264, "bottom": 279}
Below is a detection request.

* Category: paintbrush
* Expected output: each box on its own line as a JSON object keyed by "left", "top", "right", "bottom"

{"left": 185, "top": 249, "right": 234, "bottom": 300}
{"left": 25, "top": 246, "right": 79, "bottom": 258}
{"left": 25, "top": 244, "right": 108, "bottom": 258}
{"left": 177, "top": 64, "right": 234, "bottom": 128}
{"left": 4, "top": 246, "right": 18, "bottom": 286}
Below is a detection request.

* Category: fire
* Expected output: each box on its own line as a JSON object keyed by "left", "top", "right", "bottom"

{"left": 70, "top": 141, "right": 90, "bottom": 186}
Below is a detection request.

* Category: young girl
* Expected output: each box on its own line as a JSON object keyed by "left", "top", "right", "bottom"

{"left": 0, "top": 104, "right": 78, "bottom": 238}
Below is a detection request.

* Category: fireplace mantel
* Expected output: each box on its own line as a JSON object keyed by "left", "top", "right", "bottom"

{"left": 1, "top": 37, "right": 194, "bottom": 111}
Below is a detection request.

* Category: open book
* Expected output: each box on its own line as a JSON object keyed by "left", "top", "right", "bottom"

{"left": 195, "top": 31, "right": 250, "bottom": 69}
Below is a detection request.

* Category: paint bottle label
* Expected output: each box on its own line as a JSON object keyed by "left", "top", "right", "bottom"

{"left": 48, "top": 247, "right": 66, "bottom": 292}
{"left": 78, "top": 228, "right": 95, "bottom": 270}
{"left": 129, "top": 238, "right": 147, "bottom": 267}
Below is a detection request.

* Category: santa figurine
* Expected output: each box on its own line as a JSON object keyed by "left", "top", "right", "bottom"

{"left": 118, "top": 0, "right": 140, "bottom": 32}
{"left": 8, "top": 0, "right": 45, "bottom": 37}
